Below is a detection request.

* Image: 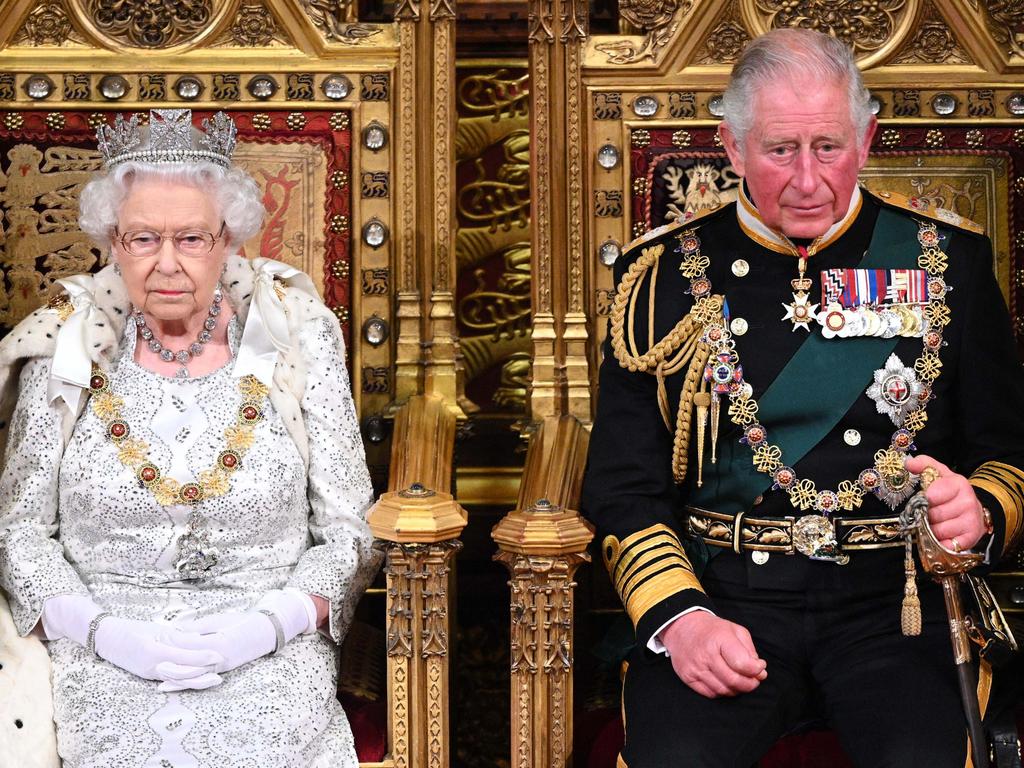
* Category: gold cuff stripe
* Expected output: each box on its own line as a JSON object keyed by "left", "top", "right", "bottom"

{"left": 611, "top": 525, "right": 682, "bottom": 578}
{"left": 618, "top": 542, "right": 682, "bottom": 592}
{"left": 623, "top": 566, "right": 704, "bottom": 627}
{"left": 620, "top": 551, "right": 694, "bottom": 602}
{"left": 612, "top": 532, "right": 682, "bottom": 585}
{"left": 970, "top": 461, "right": 1024, "bottom": 551}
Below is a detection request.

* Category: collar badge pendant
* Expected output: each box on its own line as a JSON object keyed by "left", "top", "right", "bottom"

{"left": 781, "top": 253, "right": 819, "bottom": 331}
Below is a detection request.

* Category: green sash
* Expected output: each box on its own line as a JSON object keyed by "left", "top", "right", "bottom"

{"left": 687, "top": 207, "right": 943, "bottom": 513}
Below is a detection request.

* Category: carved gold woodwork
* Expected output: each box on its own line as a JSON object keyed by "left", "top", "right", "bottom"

{"left": 492, "top": 416, "right": 593, "bottom": 768}
{"left": 891, "top": 0, "right": 973, "bottom": 65}
{"left": 368, "top": 394, "right": 467, "bottom": 768}
{"left": 594, "top": 0, "right": 691, "bottom": 64}
{"left": 528, "top": 0, "right": 591, "bottom": 422}
{"left": 741, "top": 0, "right": 917, "bottom": 68}
{"left": 388, "top": 0, "right": 463, "bottom": 417}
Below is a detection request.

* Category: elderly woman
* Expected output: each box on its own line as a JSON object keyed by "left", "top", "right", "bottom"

{"left": 0, "top": 109, "right": 379, "bottom": 767}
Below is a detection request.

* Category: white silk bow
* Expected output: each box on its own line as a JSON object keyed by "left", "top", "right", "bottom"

{"left": 234, "top": 258, "right": 319, "bottom": 386}
{"left": 48, "top": 275, "right": 101, "bottom": 415}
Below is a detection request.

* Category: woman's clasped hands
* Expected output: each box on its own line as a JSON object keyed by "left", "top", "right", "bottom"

{"left": 41, "top": 589, "right": 316, "bottom": 693}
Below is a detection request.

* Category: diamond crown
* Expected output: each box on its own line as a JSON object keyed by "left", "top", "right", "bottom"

{"left": 96, "top": 108, "right": 237, "bottom": 169}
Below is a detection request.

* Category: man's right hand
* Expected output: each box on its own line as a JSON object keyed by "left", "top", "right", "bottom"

{"left": 659, "top": 611, "right": 767, "bottom": 698}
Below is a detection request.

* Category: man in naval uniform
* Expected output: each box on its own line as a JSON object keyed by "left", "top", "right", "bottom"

{"left": 582, "top": 27, "right": 1024, "bottom": 767}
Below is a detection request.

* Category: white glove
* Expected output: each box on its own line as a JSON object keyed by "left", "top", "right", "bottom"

{"left": 170, "top": 589, "right": 316, "bottom": 675}
{"left": 42, "top": 594, "right": 224, "bottom": 690}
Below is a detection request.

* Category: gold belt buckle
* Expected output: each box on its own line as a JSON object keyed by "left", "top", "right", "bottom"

{"left": 791, "top": 515, "right": 850, "bottom": 565}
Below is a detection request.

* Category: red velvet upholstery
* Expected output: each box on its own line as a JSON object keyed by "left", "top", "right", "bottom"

{"left": 341, "top": 693, "right": 387, "bottom": 762}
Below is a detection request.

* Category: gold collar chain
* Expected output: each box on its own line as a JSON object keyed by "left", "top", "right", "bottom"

{"left": 87, "top": 366, "right": 270, "bottom": 507}
{"left": 677, "top": 221, "right": 952, "bottom": 515}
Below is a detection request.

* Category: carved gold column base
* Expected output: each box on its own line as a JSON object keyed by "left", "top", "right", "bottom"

{"left": 370, "top": 486, "right": 467, "bottom": 543}
{"left": 382, "top": 539, "right": 463, "bottom": 768}
{"left": 493, "top": 506, "right": 592, "bottom": 768}
{"left": 492, "top": 416, "right": 594, "bottom": 768}
{"left": 369, "top": 393, "right": 467, "bottom": 768}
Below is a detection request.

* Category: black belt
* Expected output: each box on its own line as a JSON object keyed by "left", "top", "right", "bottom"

{"left": 685, "top": 505, "right": 904, "bottom": 562}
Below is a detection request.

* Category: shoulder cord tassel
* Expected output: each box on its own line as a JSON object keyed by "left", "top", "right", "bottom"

{"left": 609, "top": 241, "right": 724, "bottom": 486}
{"left": 694, "top": 389, "right": 710, "bottom": 487}
{"left": 709, "top": 392, "right": 721, "bottom": 465}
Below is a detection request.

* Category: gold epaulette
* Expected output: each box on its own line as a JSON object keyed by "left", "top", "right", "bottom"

{"left": 871, "top": 189, "right": 985, "bottom": 235}
{"left": 621, "top": 202, "right": 729, "bottom": 255}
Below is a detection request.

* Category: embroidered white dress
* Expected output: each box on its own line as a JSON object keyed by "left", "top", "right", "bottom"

{"left": 0, "top": 313, "right": 377, "bottom": 768}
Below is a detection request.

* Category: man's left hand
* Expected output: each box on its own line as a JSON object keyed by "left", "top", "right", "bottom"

{"left": 905, "top": 454, "right": 987, "bottom": 552}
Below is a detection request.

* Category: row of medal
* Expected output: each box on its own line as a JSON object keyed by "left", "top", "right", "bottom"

{"left": 817, "top": 302, "right": 927, "bottom": 339}
{"left": 781, "top": 265, "right": 940, "bottom": 339}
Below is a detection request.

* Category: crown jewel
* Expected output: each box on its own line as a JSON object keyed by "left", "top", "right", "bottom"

{"left": 96, "top": 108, "right": 237, "bottom": 169}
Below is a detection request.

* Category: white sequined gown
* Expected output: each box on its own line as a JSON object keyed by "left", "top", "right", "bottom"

{"left": 0, "top": 314, "right": 377, "bottom": 768}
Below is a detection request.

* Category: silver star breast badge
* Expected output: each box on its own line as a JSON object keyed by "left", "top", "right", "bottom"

{"left": 865, "top": 353, "right": 925, "bottom": 426}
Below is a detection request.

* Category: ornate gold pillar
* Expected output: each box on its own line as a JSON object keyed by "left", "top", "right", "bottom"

{"left": 394, "top": 0, "right": 425, "bottom": 404}
{"left": 392, "top": 0, "right": 462, "bottom": 416}
{"left": 492, "top": 416, "right": 594, "bottom": 768}
{"left": 368, "top": 395, "right": 467, "bottom": 768}
{"left": 528, "top": 0, "right": 593, "bottom": 421}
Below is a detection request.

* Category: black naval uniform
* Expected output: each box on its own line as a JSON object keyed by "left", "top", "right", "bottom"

{"left": 581, "top": 187, "right": 1024, "bottom": 767}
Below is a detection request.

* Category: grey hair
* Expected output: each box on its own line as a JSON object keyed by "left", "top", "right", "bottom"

{"left": 78, "top": 161, "right": 265, "bottom": 252}
{"left": 722, "top": 28, "right": 872, "bottom": 150}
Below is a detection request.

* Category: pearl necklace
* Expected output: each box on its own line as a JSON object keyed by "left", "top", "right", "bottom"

{"left": 134, "top": 289, "right": 222, "bottom": 378}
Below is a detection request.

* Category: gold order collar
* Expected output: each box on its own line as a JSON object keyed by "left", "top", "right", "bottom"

{"left": 88, "top": 366, "right": 270, "bottom": 506}
{"left": 683, "top": 220, "right": 952, "bottom": 514}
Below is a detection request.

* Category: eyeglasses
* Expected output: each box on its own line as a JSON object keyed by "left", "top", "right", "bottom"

{"left": 115, "top": 223, "right": 225, "bottom": 258}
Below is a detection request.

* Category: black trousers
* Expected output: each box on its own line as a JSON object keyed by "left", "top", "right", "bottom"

{"left": 621, "top": 551, "right": 976, "bottom": 768}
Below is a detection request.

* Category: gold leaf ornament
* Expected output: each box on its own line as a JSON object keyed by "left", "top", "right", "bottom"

{"left": 238, "top": 375, "right": 270, "bottom": 400}
{"left": 224, "top": 424, "right": 255, "bottom": 451}
{"left": 874, "top": 449, "right": 905, "bottom": 478}
{"left": 117, "top": 438, "right": 149, "bottom": 466}
{"left": 924, "top": 302, "right": 951, "bottom": 329}
{"left": 153, "top": 478, "right": 181, "bottom": 506}
{"left": 918, "top": 247, "right": 948, "bottom": 275}
{"left": 728, "top": 396, "right": 758, "bottom": 425}
{"left": 692, "top": 296, "right": 723, "bottom": 326}
{"left": 198, "top": 469, "right": 230, "bottom": 497}
{"left": 914, "top": 352, "right": 943, "bottom": 382}
{"left": 837, "top": 480, "right": 863, "bottom": 511}
{"left": 789, "top": 479, "right": 817, "bottom": 511}
{"left": 91, "top": 392, "right": 125, "bottom": 421}
{"left": 903, "top": 409, "right": 928, "bottom": 433}
{"left": 679, "top": 252, "right": 711, "bottom": 279}
{"left": 752, "top": 444, "right": 782, "bottom": 473}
